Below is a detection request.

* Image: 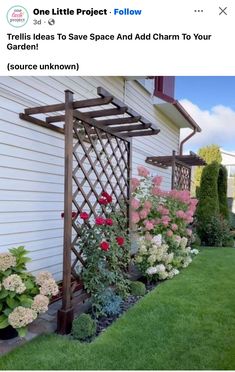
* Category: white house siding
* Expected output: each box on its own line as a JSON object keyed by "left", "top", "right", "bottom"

{"left": 0, "top": 76, "right": 180, "bottom": 280}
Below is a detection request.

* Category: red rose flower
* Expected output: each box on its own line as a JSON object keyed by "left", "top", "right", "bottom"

{"left": 101, "top": 192, "right": 112, "bottom": 203}
{"left": 80, "top": 212, "right": 89, "bottom": 220}
{"left": 61, "top": 212, "right": 78, "bottom": 220}
{"left": 100, "top": 241, "right": 110, "bottom": 251}
{"left": 98, "top": 198, "right": 108, "bottom": 205}
{"left": 116, "top": 236, "right": 125, "bottom": 246}
{"left": 105, "top": 218, "right": 113, "bottom": 226}
{"left": 95, "top": 216, "right": 105, "bottom": 225}
{"left": 72, "top": 212, "right": 78, "bottom": 220}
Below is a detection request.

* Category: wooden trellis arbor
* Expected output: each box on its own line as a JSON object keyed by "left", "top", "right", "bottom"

{"left": 146, "top": 150, "right": 206, "bottom": 190}
{"left": 20, "top": 87, "right": 160, "bottom": 334}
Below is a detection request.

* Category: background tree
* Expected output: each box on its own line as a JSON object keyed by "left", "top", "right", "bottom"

{"left": 193, "top": 144, "right": 222, "bottom": 196}
{"left": 218, "top": 165, "right": 229, "bottom": 221}
{"left": 196, "top": 161, "right": 220, "bottom": 243}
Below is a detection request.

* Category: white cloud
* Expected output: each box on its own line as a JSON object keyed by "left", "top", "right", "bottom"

{"left": 179, "top": 99, "right": 235, "bottom": 153}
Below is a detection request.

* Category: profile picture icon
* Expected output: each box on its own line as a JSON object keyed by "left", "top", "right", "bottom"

{"left": 7, "top": 5, "right": 29, "bottom": 27}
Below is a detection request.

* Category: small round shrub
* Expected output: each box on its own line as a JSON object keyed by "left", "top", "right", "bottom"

{"left": 72, "top": 314, "right": 96, "bottom": 341}
{"left": 130, "top": 281, "right": 146, "bottom": 296}
{"left": 100, "top": 288, "right": 123, "bottom": 316}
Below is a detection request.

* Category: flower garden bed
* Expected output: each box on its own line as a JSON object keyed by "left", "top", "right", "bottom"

{"left": 1, "top": 166, "right": 200, "bottom": 343}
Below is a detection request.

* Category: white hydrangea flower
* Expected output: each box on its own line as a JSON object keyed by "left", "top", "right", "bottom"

{"left": 0, "top": 253, "right": 16, "bottom": 272}
{"left": 135, "top": 255, "right": 143, "bottom": 263}
{"left": 168, "top": 268, "right": 180, "bottom": 278}
{"left": 39, "top": 278, "right": 59, "bottom": 297}
{"left": 138, "top": 246, "right": 148, "bottom": 255}
{"left": 182, "top": 256, "right": 192, "bottom": 268}
{"left": 173, "top": 235, "right": 181, "bottom": 248}
{"left": 191, "top": 249, "right": 199, "bottom": 255}
{"left": 36, "top": 271, "right": 53, "bottom": 286}
{"left": 8, "top": 306, "right": 37, "bottom": 329}
{"left": 146, "top": 266, "right": 158, "bottom": 275}
{"left": 158, "top": 271, "right": 168, "bottom": 280}
{"left": 3, "top": 274, "right": 26, "bottom": 294}
{"left": 162, "top": 252, "right": 174, "bottom": 264}
{"left": 180, "top": 237, "right": 188, "bottom": 250}
{"left": 152, "top": 234, "right": 162, "bottom": 246}
{"left": 185, "top": 247, "right": 191, "bottom": 254}
{"left": 155, "top": 264, "right": 166, "bottom": 273}
{"left": 147, "top": 255, "right": 156, "bottom": 265}
{"left": 32, "top": 294, "right": 49, "bottom": 313}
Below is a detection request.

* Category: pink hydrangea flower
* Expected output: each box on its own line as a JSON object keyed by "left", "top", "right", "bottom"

{"left": 131, "top": 211, "right": 140, "bottom": 224}
{"left": 171, "top": 224, "right": 178, "bottom": 231}
{"left": 152, "top": 175, "right": 163, "bottom": 186}
{"left": 131, "top": 198, "right": 140, "bottom": 210}
{"left": 145, "top": 232, "right": 153, "bottom": 241}
{"left": 139, "top": 209, "right": 149, "bottom": 219}
{"left": 166, "top": 230, "right": 173, "bottom": 237}
{"left": 152, "top": 187, "right": 162, "bottom": 196}
{"left": 144, "top": 200, "right": 152, "bottom": 210}
{"left": 144, "top": 220, "right": 154, "bottom": 231}
{"left": 176, "top": 210, "right": 185, "bottom": 219}
{"left": 131, "top": 178, "right": 140, "bottom": 192}
{"left": 186, "top": 228, "right": 192, "bottom": 236}
{"left": 137, "top": 166, "right": 150, "bottom": 178}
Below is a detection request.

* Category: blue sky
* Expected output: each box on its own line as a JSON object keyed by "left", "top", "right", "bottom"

{"left": 176, "top": 77, "right": 235, "bottom": 111}
{"left": 175, "top": 77, "right": 235, "bottom": 152}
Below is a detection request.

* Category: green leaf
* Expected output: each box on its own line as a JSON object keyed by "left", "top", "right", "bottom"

{"left": 3, "top": 308, "right": 12, "bottom": 316}
{"left": 6, "top": 297, "right": 19, "bottom": 309}
{"left": 24, "top": 279, "right": 34, "bottom": 290}
{"left": 0, "top": 303, "right": 2, "bottom": 312}
{"left": 17, "top": 327, "right": 27, "bottom": 338}
{"left": 0, "top": 289, "right": 8, "bottom": 300}
{"left": 0, "top": 315, "right": 9, "bottom": 329}
{"left": 19, "top": 295, "right": 33, "bottom": 307}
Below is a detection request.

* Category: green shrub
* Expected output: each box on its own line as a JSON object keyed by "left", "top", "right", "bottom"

{"left": 191, "top": 233, "right": 201, "bottom": 247}
{"left": 218, "top": 165, "right": 229, "bottom": 220}
{"left": 205, "top": 216, "right": 233, "bottom": 247}
{"left": 130, "top": 281, "right": 146, "bottom": 296}
{"left": 193, "top": 144, "right": 222, "bottom": 196}
{"left": 99, "top": 288, "right": 123, "bottom": 316}
{"left": 196, "top": 161, "right": 220, "bottom": 243}
{"left": 72, "top": 314, "right": 96, "bottom": 341}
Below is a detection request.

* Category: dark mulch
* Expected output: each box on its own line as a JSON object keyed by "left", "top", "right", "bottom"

{"left": 94, "top": 281, "right": 160, "bottom": 337}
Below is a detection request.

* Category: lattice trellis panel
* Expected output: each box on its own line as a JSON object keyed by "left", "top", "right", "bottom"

{"left": 173, "top": 162, "right": 191, "bottom": 190}
{"left": 71, "top": 120, "right": 130, "bottom": 279}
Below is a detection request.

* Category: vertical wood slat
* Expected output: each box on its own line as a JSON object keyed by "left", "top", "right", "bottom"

{"left": 57, "top": 90, "right": 74, "bottom": 334}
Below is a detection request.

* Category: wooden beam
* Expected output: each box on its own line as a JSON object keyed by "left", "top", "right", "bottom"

{"left": 24, "top": 103, "right": 65, "bottom": 115}
{"left": 97, "top": 116, "right": 141, "bottom": 126}
{"left": 97, "top": 87, "right": 127, "bottom": 109}
{"left": 83, "top": 107, "right": 128, "bottom": 118}
{"left": 73, "top": 96, "right": 113, "bottom": 109}
{"left": 19, "top": 113, "right": 65, "bottom": 135}
{"left": 73, "top": 110, "right": 129, "bottom": 142}
{"left": 46, "top": 115, "right": 65, "bottom": 123}
{"left": 109, "top": 123, "right": 152, "bottom": 133}
{"left": 24, "top": 96, "right": 113, "bottom": 115}
{"left": 121, "top": 129, "right": 160, "bottom": 138}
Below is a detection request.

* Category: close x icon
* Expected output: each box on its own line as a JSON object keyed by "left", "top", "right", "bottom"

{"left": 219, "top": 6, "right": 228, "bottom": 15}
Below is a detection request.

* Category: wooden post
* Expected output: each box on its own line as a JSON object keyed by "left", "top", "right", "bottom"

{"left": 171, "top": 150, "right": 176, "bottom": 190}
{"left": 57, "top": 90, "right": 74, "bottom": 334}
{"left": 127, "top": 139, "right": 133, "bottom": 229}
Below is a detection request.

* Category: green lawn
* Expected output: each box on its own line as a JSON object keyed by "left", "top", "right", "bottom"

{"left": 1, "top": 248, "right": 235, "bottom": 370}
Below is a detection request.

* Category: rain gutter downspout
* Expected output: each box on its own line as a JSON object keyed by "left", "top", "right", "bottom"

{"left": 179, "top": 127, "right": 197, "bottom": 155}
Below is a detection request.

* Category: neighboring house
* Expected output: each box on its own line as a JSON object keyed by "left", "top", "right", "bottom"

{"left": 0, "top": 76, "right": 200, "bottom": 279}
